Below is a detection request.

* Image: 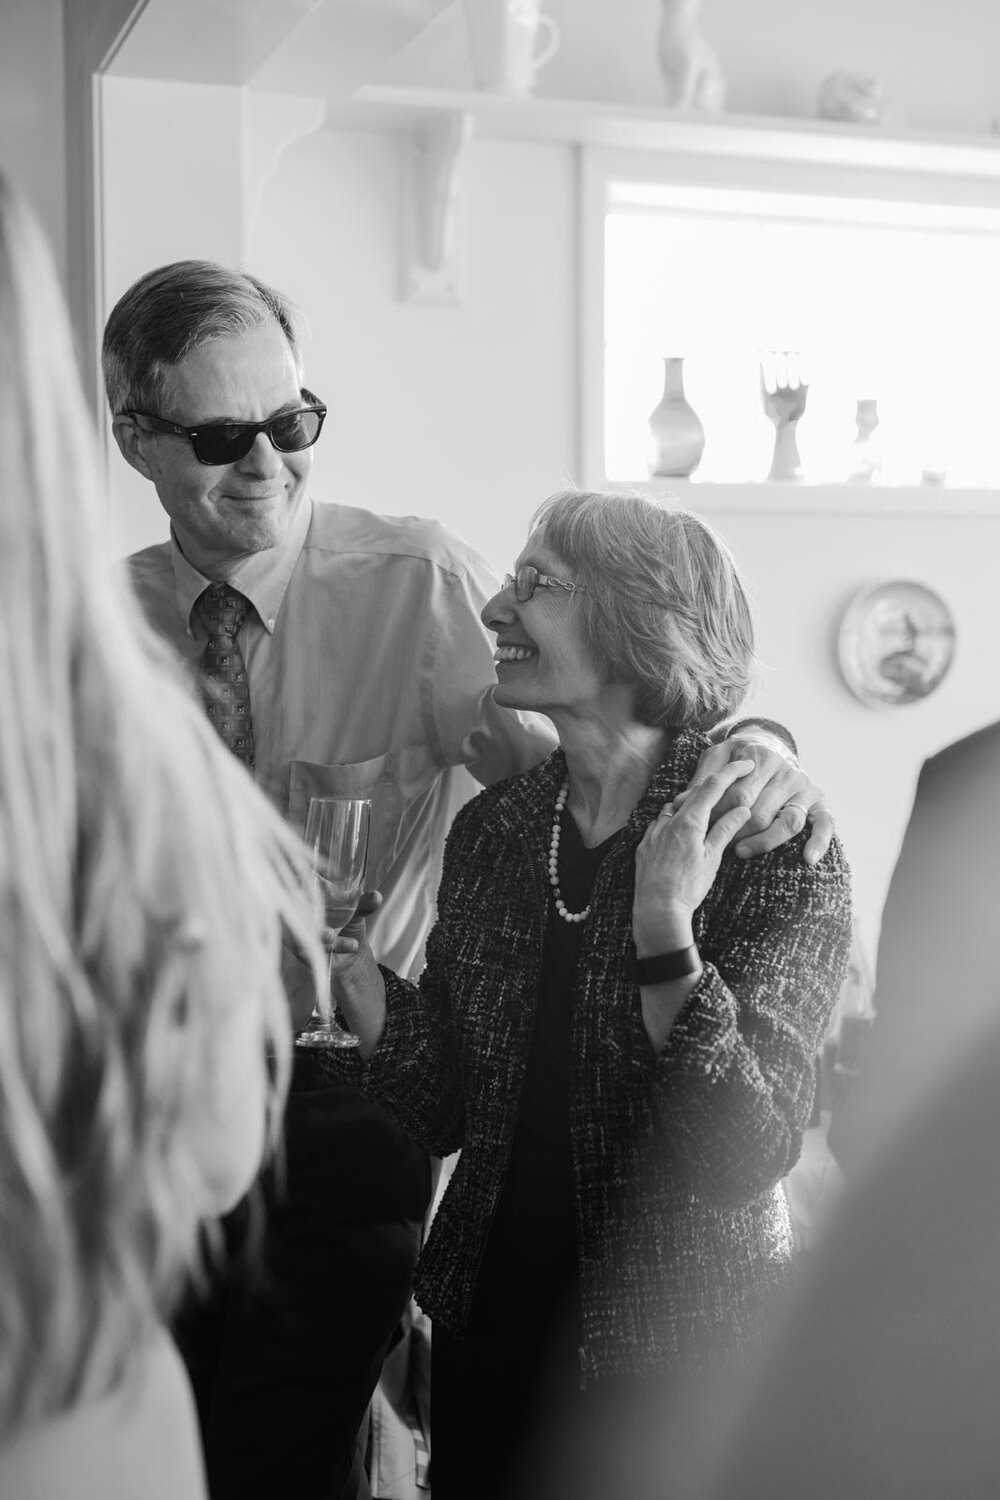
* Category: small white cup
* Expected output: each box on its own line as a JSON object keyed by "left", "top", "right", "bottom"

{"left": 462, "top": 0, "right": 561, "bottom": 97}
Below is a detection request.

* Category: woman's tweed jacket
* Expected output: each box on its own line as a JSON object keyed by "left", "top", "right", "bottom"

{"left": 358, "top": 729, "right": 852, "bottom": 1383}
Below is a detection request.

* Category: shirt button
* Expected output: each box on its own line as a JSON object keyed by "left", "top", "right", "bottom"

{"left": 267, "top": 617, "right": 275, "bottom": 630}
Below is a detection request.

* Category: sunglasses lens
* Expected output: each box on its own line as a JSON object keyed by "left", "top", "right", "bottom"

{"left": 270, "top": 408, "right": 323, "bottom": 453}
{"left": 193, "top": 425, "right": 257, "bottom": 465}
{"left": 191, "top": 408, "right": 325, "bottom": 465}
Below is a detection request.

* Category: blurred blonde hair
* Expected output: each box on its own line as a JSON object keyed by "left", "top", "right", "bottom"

{"left": 0, "top": 178, "right": 324, "bottom": 1435}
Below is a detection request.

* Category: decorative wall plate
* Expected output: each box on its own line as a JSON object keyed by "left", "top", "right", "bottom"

{"left": 837, "top": 580, "right": 956, "bottom": 708}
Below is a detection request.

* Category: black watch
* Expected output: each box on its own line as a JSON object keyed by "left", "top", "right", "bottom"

{"left": 625, "top": 945, "right": 701, "bottom": 986}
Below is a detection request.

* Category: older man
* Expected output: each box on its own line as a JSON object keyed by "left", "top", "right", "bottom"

{"left": 104, "top": 259, "right": 832, "bottom": 1500}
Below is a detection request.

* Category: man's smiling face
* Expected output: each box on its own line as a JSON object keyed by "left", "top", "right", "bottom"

{"left": 117, "top": 320, "right": 313, "bottom": 573}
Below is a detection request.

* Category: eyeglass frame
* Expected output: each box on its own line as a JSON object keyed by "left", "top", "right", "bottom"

{"left": 124, "top": 388, "right": 327, "bottom": 466}
{"left": 502, "top": 565, "right": 584, "bottom": 603}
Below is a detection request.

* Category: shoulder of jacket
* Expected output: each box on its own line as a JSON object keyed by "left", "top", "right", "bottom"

{"left": 926, "top": 719, "right": 1000, "bottom": 781}
{"left": 447, "top": 756, "right": 560, "bottom": 842}
{"left": 710, "top": 828, "right": 851, "bottom": 919}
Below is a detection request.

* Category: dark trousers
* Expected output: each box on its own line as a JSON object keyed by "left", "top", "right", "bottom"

{"left": 431, "top": 1293, "right": 581, "bottom": 1500}
{"left": 432, "top": 1318, "right": 665, "bottom": 1500}
{"left": 175, "top": 1055, "right": 431, "bottom": 1500}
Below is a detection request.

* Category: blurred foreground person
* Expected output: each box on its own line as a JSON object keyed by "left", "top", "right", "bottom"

{"left": 614, "top": 718, "right": 1000, "bottom": 1500}
{"left": 643, "top": 1027, "right": 1000, "bottom": 1500}
{"left": 329, "top": 490, "right": 852, "bottom": 1500}
{"left": 0, "top": 178, "right": 323, "bottom": 1497}
{"left": 830, "top": 718, "right": 1000, "bottom": 1175}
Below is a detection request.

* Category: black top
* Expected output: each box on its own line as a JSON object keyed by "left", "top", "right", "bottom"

{"left": 468, "top": 808, "right": 619, "bottom": 1337}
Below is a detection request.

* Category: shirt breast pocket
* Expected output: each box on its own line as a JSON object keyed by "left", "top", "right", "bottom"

{"left": 288, "top": 754, "right": 402, "bottom": 892}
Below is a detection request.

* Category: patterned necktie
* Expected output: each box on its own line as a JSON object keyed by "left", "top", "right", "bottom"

{"left": 193, "top": 582, "right": 256, "bottom": 771}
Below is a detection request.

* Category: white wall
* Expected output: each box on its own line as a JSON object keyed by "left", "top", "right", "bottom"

{"left": 99, "top": 75, "right": 245, "bottom": 558}
{"left": 248, "top": 127, "right": 575, "bottom": 574}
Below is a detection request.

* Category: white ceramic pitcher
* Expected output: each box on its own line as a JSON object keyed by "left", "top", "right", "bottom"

{"left": 462, "top": 0, "right": 560, "bottom": 96}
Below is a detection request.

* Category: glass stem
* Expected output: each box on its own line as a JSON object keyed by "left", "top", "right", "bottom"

{"left": 322, "top": 948, "right": 336, "bottom": 1028}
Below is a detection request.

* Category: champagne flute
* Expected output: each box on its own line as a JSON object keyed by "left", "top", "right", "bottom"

{"left": 296, "top": 796, "right": 371, "bottom": 1050}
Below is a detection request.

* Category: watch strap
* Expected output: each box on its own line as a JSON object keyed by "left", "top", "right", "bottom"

{"left": 626, "top": 945, "right": 701, "bottom": 986}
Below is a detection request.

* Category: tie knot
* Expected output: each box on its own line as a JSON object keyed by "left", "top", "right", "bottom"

{"left": 195, "top": 582, "right": 252, "bottom": 639}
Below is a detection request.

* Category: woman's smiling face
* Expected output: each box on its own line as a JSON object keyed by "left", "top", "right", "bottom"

{"left": 481, "top": 529, "right": 616, "bottom": 720}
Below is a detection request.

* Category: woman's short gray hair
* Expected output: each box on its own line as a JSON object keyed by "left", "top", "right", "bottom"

{"left": 101, "top": 259, "right": 303, "bottom": 417}
{"left": 532, "top": 489, "right": 756, "bottom": 731}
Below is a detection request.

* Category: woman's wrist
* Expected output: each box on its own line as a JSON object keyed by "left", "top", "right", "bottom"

{"left": 627, "top": 946, "right": 701, "bottom": 986}
{"left": 632, "top": 910, "right": 695, "bottom": 957}
{"left": 332, "top": 941, "right": 380, "bottom": 996}
{"left": 331, "top": 945, "right": 387, "bottom": 1057}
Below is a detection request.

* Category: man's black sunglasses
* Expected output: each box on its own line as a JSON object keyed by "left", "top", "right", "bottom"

{"left": 126, "top": 389, "right": 327, "bottom": 466}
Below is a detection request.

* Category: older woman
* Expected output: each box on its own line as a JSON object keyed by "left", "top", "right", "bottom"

{"left": 331, "top": 490, "right": 852, "bottom": 1499}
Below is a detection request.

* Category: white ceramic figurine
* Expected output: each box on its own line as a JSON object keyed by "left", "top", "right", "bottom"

{"left": 657, "top": 0, "right": 725, "bottom": 112}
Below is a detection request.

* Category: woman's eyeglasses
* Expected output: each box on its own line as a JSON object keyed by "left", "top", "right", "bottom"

{"left": 502, "top": 566, "right": 582, "bottom": 603}
{"left": 126, "top": 389, "right": 327, "bottom": 466}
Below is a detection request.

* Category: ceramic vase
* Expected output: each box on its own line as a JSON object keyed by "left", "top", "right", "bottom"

{"left": 648, "top": 357, "right": 705, "bottom": 478}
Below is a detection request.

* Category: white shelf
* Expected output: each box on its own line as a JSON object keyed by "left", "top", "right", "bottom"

{"left": 614, "top": 480, "right": 1000, "bottom": 517}
{"left": 336, "top": 86, "right": 1000, "bottom": 178}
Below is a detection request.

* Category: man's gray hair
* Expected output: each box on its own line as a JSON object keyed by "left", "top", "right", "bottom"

{"left": 531, "top": 489, "right": 756, "bottom": 731}
{"left": 101, "top": 259, "right": 303, "bottom": 417}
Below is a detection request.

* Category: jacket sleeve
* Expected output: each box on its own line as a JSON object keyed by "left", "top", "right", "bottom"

{"left": 639, "top": 835, "right": 851, "bottom": 1207}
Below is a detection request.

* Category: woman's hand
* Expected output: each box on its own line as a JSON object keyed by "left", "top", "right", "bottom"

{"left": 326, "top": 890, "right": 387, "bottom": 1059}
{"left": 683, "top": 735, "right": 833, "bottom": 866}
{"left": 633, "top": 760, "right": 754, "bottom": 956}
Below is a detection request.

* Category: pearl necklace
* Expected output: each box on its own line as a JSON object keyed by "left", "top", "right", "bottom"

{"left": 549, "top": 780, "right": 591, "bottom": 924}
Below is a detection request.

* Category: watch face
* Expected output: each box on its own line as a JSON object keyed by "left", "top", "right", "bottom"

{"left": 837, "top": 580, "right": 956, "bottom": 708}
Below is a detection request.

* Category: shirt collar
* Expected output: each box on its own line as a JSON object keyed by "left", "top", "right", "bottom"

{"left": 171, "top": 494, "right": 313, "bottom": 637}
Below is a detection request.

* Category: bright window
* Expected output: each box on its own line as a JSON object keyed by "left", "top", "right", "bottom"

{"left": 593, "top": 164, "right": 1000, "bottom": 489}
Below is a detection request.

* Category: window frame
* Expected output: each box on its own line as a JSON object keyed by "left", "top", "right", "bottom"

{"left": 579, "top": 128, "right": 1000, "bottom": 509}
